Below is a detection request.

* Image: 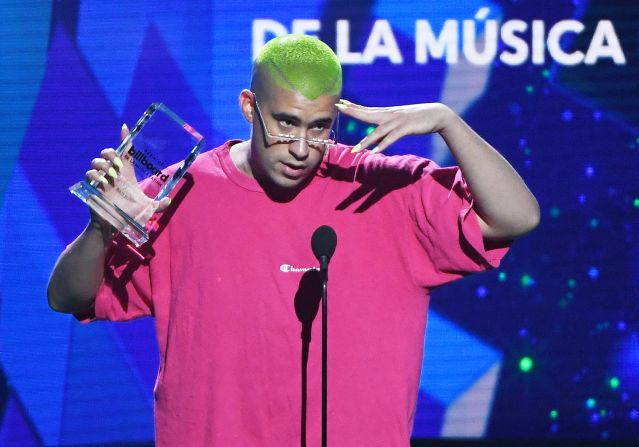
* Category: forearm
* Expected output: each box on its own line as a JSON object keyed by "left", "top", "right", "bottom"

{"left": 437, "top": 106, "right": 540, "bottom": 240}
{"left": 47, "top": 220, "right": 112, "bottom": 314}
{"left": 336, "top": 99, "right": 540, "bottom": 239}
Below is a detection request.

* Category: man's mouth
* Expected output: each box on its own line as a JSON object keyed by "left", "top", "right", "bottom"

{"left": 281, "top": 162, "right": 306, "bottom": 178}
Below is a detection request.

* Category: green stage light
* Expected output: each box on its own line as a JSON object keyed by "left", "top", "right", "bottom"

{"left": 609, "top": 377, "right": 620, "bottom": 390}
{"left": 519, "top": 356, "right": 534, "bottom": 373}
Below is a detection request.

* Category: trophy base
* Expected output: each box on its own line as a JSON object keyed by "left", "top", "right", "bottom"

{"left": 70, "top": 181, "right": 150, "bottom": 247}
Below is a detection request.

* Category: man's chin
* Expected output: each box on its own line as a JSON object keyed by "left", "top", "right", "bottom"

{"left": 258, "top": 173, "right": 312, "bottom": 201}
{"left": 274, "top": 174, "right": 307, "bottom": 189}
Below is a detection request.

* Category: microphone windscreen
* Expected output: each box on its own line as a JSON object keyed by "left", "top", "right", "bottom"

{"left": 311, "top": 225, "right": 337, "bottom": 261}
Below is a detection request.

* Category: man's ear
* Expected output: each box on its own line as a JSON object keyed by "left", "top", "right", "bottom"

{"left": 239, "top": 89, "right": 254, "bottom": 123}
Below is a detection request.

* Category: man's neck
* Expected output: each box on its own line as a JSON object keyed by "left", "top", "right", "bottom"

{"left": 228, "top": 140, "right": 306, "bottom": 202}
{"left": 229, "top": 140, "right": 253, "bottom": 178}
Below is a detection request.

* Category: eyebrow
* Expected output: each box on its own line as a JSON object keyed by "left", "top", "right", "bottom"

{"left": 271, "top": 112, "right": 334, "bottom": 127}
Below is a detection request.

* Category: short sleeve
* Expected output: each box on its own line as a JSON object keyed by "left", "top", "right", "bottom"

{"left": 74, "top": 236, "right": 156, "bottom": 322}
{"left": 74, "top": 176, "right": 171, "bottom": 323}
{"left": 407, "top": 164, "right": 510, "bottom": 288}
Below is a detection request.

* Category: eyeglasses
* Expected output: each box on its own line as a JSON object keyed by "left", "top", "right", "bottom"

{"left": 252, "top": 93, "right": 339, "bottom": 150}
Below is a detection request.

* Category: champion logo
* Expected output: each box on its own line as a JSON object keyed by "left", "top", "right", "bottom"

{"left": 279, "top": 264, "right": 319, "bottom": 273}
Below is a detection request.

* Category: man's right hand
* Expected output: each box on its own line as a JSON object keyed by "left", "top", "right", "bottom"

{"left": 84, "top": 124, "right": 171, "bottom": 238}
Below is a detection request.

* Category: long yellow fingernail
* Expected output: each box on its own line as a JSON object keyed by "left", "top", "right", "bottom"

{"left": 107, "top": 167, "right": 118, "bottom": 179}
{"left": 113, "top": 156, "right": 123, "bottom": 168}
{"left": 121, "top": 123, "right": 128, "bottom": 131}
{"left": 371, "top": 147, "right": 381, "bottom": 153}
{"left": 339, "top": 99, "right": 352, "bottom": 105}
{"left": 351, "top": 143, "right": 362, "bottom": 154}
{"left": 335, "top": 103, "right": 346, "bottom": 111}
{"left": 98, "top": 175, "right": 108, "bottom": 185}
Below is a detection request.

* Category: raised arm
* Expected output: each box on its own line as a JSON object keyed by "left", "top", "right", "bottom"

{"left": 47, "top": 124, "right": 170, "bottom": 313}
{"left": 47, "top": 144, "right": 122, "bottom": 313}
{"left": 335, "top": 100, "right": 540, "bottom": 240}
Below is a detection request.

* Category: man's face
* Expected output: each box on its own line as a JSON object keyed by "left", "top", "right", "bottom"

{"left": 249, "top": 85, "right": 338, "bottom": 191}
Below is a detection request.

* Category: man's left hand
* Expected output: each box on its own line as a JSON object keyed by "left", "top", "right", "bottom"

{"left": 335, "top": 99, "right": 454, "bottom": 154}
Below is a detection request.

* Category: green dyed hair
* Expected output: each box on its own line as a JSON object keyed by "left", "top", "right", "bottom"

{"left": 253, "top": 34, "right": 342, "bottom": 100}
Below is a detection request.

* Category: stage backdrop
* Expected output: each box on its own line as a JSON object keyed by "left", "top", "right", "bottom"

{"left": 1, "top": 0, "right": 638, "bottom": 445}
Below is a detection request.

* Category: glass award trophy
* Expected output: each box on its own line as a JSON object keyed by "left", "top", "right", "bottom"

{"left": 70, "top": 103, "right": 205, "bottom": 246}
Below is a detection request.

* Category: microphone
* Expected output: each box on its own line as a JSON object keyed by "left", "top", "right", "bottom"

{"left": 311, "top": 225, "right": 336, "bottom": 447}
{"left": 311, "top": 225, "right": 337, "bottom": 272}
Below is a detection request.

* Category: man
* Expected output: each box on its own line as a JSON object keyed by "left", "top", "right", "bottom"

{"left": 48, "top": 34, "right": 539, "bottom": 446}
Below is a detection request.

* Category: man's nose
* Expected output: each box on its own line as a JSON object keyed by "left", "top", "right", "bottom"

{"left": 288, "top": 138, "right": 310, "bottom": 160}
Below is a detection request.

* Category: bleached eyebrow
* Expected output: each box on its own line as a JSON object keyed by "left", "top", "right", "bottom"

{"left": 271, "top": 112, "right": 333, "bottom": 127}
{"left": 272, "top": 112, "right": 301, "bottom": 125}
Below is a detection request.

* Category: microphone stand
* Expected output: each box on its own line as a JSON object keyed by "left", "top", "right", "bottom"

{"left": 311, "top": 225, "right": 336, "bottom": 447}
{"left": 320, "top": 255, "right": 328, "bottom": 447}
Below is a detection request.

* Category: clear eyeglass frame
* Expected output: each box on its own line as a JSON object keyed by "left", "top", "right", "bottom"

{"left": 252, "top": 93, "right": 339, "bottom": 150}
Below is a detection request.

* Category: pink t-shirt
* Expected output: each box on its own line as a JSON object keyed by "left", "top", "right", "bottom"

{"left": 80, "top": 141, "right": 508, "bottom": 446}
